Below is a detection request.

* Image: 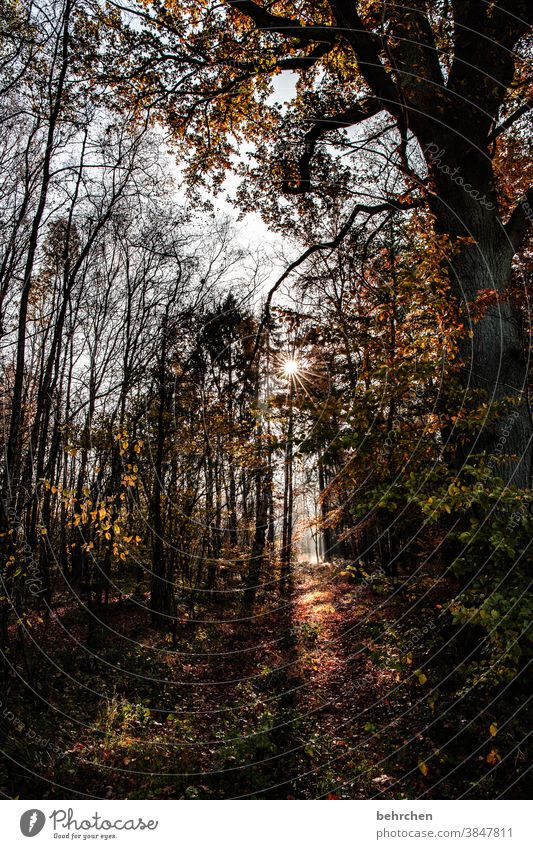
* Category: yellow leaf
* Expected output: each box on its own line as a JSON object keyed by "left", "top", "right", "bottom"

{"left": 489, "top": 723, "right": 498, "bottom": 737}
{"left": 486, "top": 748, "right": 501, "bottom": 765}
{"left": 418, "top": 761, "right": 429, "bottom": 776}
{"left": 405, "top": 652, "right": 413, "bottom": 665}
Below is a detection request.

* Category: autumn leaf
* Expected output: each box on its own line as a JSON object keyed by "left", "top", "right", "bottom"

{"left": 486, "top": 748, "right": 501, "bottom": 765}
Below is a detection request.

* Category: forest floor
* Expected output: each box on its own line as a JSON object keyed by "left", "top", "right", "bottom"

{"left": 1, "top": 559, "right": 530, "bottom": 799}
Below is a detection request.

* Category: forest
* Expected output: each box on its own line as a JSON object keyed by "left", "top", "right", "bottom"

{"left": 0, "top": 0, "right": 531, "bottom": 800}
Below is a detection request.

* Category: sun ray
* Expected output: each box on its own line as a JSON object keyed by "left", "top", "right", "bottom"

{"left": 282, "top": 358, "right": 300, "bottom": 376}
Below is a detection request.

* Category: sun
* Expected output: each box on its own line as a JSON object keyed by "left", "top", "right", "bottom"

{"left": 282, "top": 358, "right": 300, "bottom": 376}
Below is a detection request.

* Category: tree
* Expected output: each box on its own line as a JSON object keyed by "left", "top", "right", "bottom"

{"left": 108, "top": 0, "right": 533, "bottom": 487}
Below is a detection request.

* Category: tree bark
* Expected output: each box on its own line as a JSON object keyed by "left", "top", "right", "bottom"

{"left": 430, "top": 173, "right": 532, "bottom": 488}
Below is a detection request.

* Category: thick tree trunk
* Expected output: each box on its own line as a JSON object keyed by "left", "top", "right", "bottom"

{"left": 429, "top": 164, "right": 532, "bottom": 488}
{"left": 451, "top": 252, "right": 531, "bottom": 488}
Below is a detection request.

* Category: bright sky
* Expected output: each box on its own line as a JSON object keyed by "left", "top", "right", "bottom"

{"left": 214, "top": 71, "right": 298, "bottom": 247}
{"left": 216, "top": 71, "right": 301, "bottom": 305}
{"left": 163, "top": 71, "right": 300, "bottom": 304}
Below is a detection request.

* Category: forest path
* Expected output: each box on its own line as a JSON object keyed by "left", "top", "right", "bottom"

{"left": 287, "top": 560, "right": 402, "bottom": 796}
{"left": 293, "top": 559, "right": 397, "bottom": 707}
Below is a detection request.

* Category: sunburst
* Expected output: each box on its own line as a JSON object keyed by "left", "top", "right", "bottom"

{"left": 282, "top": 358, "right": 300, "bottom": 377}
{"left": 275, "top": 353, "right": 321, "bottom": 399}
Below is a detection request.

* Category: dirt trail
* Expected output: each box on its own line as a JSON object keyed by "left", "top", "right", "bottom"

{"left": 291, "top": 562, "right": 400, "bottom": 783}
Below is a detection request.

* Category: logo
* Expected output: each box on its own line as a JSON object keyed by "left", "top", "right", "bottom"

{"left": 20, "top": 809, "right": 46, "bottom": 837}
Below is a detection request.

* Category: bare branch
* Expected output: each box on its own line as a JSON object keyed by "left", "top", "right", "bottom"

{"left": 248, "top": 196, "right": 421, "bottom": 369}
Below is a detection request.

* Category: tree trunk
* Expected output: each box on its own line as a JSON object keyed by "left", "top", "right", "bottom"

{"left": 318, "top": 459, "right": 333, "bottom": 559}
{"left": 150, "top": 314, "right": 175, "bottom": 627}
{"left": 431, "top": 182, "right": 532, "bottom": 488}
{"left": 243, "top": 461, "right": 269, "bottom": 608}
{"left": 280, "top": 391, "right": 294, "bottom": 593}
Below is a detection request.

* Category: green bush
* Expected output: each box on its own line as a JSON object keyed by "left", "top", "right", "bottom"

{"left": 360, "top": 464, "right": 532, "bottom": 681}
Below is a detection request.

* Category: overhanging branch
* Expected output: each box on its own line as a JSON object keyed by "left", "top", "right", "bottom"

{"left": 227, "top": 0, "right": 336, "bottom": 43}
{"left": 281, "top": 98, "right": 381, "bottom": 194}
{"left": 247, "top": 197, "right": 421, "bottom": 372}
